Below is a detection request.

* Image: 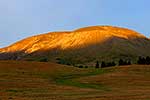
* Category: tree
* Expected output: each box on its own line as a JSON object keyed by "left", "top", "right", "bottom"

{"left": 101, "top": 61, "right": 106, "bottom": 68}
{"left": 146, "top": 56, "right": 150, "bottom": 65}
{"left": 111, "top": 61, "right": 116, "bottom": 66}
{"left": 119, "top": 59, "right": 124, "bottom": 66}
{"left": 95, "top": 61, "right": 99, "bottom": 68}
{"left": 127, "top": 60, "right": 131, "bottom": 65}
{"left": 137, "top": 56, "right": 146, "bottom": 65}
{"left": 137, "top": 56, "right": 142, "bottom": 64}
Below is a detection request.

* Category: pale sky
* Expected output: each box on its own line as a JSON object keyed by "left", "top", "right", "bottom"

{"left": 0, "top": 0, "right": 150, "bottom": 47}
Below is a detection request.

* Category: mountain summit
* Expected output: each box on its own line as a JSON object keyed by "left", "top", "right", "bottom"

{"left": 0, "top": 26, "right": 150, "bottom": 65}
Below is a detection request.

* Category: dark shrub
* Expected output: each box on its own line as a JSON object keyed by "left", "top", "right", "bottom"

{"left": 39, "top": 58, "right": 48, "bottom": 62}
{"left": 85, "top": 66, "right": 88, "bottom": 68}
{"left": 78, "top": 65, "right": 83, "bottom": 68}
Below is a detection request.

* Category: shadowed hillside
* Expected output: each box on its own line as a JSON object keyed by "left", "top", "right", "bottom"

{"left": 0, "top": 26, "right": 150, "bottom": 66}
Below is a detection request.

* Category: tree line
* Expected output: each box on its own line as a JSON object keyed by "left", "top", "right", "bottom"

{"left": 39, "top": 56, "right": 150, "bottom": 68}
{"left": 95, "top": 56, "right": 150, "bottom": 68}
{"left": 95, "top": 59, "right": 131, "bottom": 68}
{"left": 137, "top": 56, "right": 150, "bottom": 65}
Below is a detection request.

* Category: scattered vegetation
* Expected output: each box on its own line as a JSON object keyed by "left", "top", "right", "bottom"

{"left": 56, "top": 58, "right": 75, "bottom": 66}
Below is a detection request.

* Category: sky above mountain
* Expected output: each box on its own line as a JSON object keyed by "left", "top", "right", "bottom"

{"left": 0, "top": 0, "right": 150, "bottom": 47}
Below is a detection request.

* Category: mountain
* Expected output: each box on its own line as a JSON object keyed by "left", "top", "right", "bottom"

{"left": 0, "top": 26, "right": 150, "bottom": 66}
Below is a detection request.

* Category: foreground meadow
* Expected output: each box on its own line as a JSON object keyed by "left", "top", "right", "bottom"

{"left": 0, "top": 61, "right": 150, "bottom": 100}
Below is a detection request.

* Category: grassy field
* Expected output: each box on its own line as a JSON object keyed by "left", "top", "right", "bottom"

{"left": 0, "top": 61, "right": 150, "bottom": 100}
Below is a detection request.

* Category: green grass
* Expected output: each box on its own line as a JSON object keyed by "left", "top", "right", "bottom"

{"left": 6, "top": 89, "right": 23, "bottom": 93}
{"left": 54, "top": 68, "right": 111, "bottom": 90}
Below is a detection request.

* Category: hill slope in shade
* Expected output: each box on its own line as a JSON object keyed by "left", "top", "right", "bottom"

{"left": 0, "top": 26, "right": 150, "bottom": 65}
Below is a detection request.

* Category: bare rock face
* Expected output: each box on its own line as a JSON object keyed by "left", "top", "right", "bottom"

{"left": 0, "top": 26, "right": 150, "bottom": 65}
